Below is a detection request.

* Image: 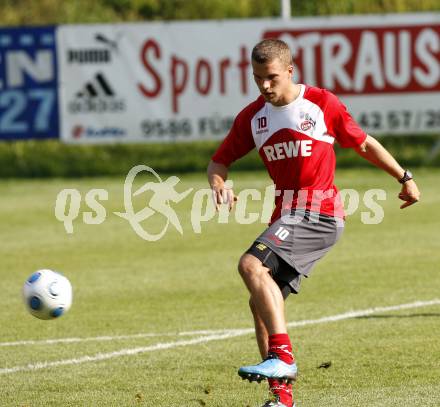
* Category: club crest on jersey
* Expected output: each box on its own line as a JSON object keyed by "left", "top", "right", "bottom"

{"left": 299, "top": 112, "right": 316, "bottom": 132}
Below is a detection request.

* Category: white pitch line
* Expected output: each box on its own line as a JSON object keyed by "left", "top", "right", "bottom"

{"left": 3, "top": 299, "right": 439, "bottom": 348}
{"left": 1, "top": 298, "right": 439, "bottom": 375}
{"left": 0, "top": 329, "right": 246, "bottom": 347}
{"left": 0, "top": 332, "right": 181, "bottom": 347}
{"left": 286, "top": 299, "right": 440, "bottom": 328}
{"left": 0, "top": 332, "right": 246, "bottom": 375}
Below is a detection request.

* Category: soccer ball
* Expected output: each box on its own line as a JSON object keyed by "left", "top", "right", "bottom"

{"left": 23, "top": 269, "right": 73, "bottom": 320}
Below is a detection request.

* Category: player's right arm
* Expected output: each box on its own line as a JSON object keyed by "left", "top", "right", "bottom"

{"left": 207, "top": 101, "right": 259, "bottom": 211}
{"left": 207, "top": 160, "right": 235, "bottom": 211}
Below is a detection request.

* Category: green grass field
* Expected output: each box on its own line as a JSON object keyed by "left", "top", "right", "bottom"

{"left": 0, "top": 168, "right": 439, "bottom": 406}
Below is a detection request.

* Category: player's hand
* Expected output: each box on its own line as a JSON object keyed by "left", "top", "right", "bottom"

{"left": 211, "top": 181, "right": 238, "bottom": 211}
{"left": 398, "top": 179, "right": 420, "bottom": 209}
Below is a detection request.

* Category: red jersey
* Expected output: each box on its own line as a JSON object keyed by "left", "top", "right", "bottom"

{"left": 212, "top": 85, "right": 367, "bottom": 223}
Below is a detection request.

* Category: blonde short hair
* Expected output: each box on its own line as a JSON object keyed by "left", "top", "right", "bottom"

{"left": 252, "top": 39, "right": 293, "bottom": 67}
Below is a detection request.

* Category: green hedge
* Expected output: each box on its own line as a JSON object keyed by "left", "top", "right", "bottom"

{"left": 1, "top": 0, "right": 439, "bottom": 26}
{"left": 0, "top": 135, "right": 439, "bottom": 178}
{"left": 0, "top": 140, "right": 216, "bottom": 178}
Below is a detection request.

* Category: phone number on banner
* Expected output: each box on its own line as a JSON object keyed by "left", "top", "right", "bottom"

{"left": 140, "top": 115, "right": 234, "bottom": 140}
{"left": 357, "top": 109, "right": 440, "bottom": 134}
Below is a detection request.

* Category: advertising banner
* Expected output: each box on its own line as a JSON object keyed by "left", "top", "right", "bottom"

{"left": 57, "top": 14, "right": 440, "bottom": 143}
{"left": 0, "top": 26, "right": 59, "bottom": 140}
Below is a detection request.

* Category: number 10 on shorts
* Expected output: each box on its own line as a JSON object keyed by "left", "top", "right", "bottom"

{"left": 274, "top": 226, "right": 290, "bottom": 240}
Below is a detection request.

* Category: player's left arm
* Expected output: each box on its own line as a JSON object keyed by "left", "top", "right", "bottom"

{"left": 354, "top": 135, "right": 420, "bottom": 209}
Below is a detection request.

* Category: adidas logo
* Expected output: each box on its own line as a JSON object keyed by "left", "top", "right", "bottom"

{"left": 68, "top": 72, "right": 126, "bottom": 114}
{"left": 76, "top": 72, "right": 115, "bottom": 98}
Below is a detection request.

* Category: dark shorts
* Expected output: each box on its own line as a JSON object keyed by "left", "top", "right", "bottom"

{"left": 246, "top": 210, "right": 344, "bottom": 297}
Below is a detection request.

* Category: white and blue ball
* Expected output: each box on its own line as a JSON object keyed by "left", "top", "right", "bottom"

{"left": 23, "top": 269, "right": 72, "bottom": 320}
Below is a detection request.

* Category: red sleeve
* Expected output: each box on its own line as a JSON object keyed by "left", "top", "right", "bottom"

{"left": 326, "top": 91, "right": 367, "bottom": 148}
{"left": 211, "top": 102, "right": 258, "bottom": 167}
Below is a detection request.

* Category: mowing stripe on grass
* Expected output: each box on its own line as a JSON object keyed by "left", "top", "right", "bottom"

{"left": 1, "top": 298, "right": 439, "bottom": 375}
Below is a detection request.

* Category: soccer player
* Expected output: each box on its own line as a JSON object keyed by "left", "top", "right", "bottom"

{"left": 207, "top": 39, "right": 420, "bottom": 407}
